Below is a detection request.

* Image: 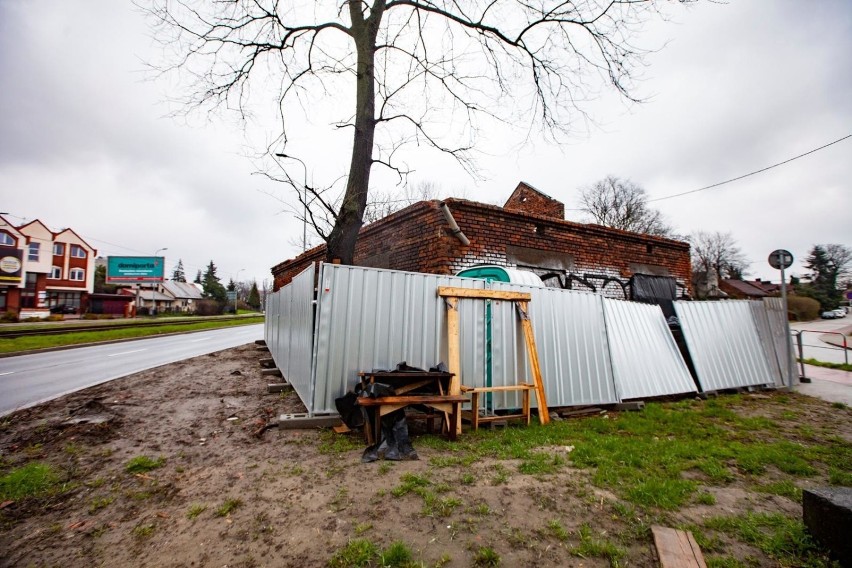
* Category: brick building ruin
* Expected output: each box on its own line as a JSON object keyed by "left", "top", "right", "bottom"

{"left": 271, "top": 182, "right": 691, "bottom": 298}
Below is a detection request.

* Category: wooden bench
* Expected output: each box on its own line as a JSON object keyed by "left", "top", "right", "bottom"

{"left": 357, "top": 394, "right": 469, "bottom": 442}
{"left": 460, "top": 383, "right": 535, "bottom": 430}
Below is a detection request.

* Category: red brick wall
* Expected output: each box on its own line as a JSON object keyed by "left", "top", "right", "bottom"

{"left": 271, "top": 198, "right": 691, "bottom": 292}
{"left": 503, "top": 182, "right": 565, "bottom": 220}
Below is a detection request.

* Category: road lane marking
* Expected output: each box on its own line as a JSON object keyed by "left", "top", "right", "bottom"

{"left": 190, "top": 337, "right": 213, "bottom": 342}
{"left": 0, "top": 371, "right": 14, "bottom": 376}
{"left": 107, "top": 349, "right": 147, "bottom": 357}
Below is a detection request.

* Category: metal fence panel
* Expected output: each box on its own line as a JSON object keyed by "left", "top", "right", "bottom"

{"left": 264, "top": 264, "right": 316, "bottom": 410}
{"left": 748, "top": 301, "right": 784, "bottom": 387}
{"left": 674, "top": 300, "right": 776, "bottom": 391}
{"left": 311, "top": 264, "right": 485, "bottom": 415}
{"left": 763, "top": 297, "right": 797, "bottom": 385}
{"left": 488, "top": 282, "right": 619, "bottom": 407}
{"left": 603, "top": 298, "right": 696, "bottom": 400}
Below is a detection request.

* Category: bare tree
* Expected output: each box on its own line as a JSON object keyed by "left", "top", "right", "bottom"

{"left": 579, "top": 176, "right": 674, "bottom": 237}
{"left": 147, "top": 0, "right": 695, "bottom": 264}
{"left": 363, "top": 181, "right": 444, "bottom": 223}
{"left": 689, "top": 230, "right": 749, "bottom": 282}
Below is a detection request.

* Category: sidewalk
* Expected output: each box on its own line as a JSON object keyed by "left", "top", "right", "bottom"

{"left": 795, "top": 364, "right": 852, "bottom": 406}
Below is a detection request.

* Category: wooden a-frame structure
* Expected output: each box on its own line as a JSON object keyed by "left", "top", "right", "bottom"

{"left": 437, "top": 287, "right": 550, "bottom": 435}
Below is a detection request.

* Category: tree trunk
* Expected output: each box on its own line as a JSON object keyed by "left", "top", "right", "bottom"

{"left": 325, "top": 3, "right": 382, "bottom": 264}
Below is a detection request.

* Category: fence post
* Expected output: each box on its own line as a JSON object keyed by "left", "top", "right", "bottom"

{"left": 795, "top": 331, "right": 807, "bottom": 383}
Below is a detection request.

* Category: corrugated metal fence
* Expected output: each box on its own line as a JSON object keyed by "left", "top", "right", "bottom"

{"left": 265, "top": 263, "right": 793, "bottom": 415}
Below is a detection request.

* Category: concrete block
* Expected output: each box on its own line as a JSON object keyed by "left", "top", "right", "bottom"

{"left": 267, "top": 382, "right": 291, "bottom": 393}
{"left": 277, "top": 413, "right": 342, "bottom": 429}
{"left": 803, "top": 487, "right": 852, "bottom": 565}
{"left": 261, "top": 368, "right": 283, "bottom": 377}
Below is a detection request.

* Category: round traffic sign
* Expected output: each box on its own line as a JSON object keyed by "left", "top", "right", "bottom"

{"left": 768, "top": 249, "right": 793, "bottom": 270}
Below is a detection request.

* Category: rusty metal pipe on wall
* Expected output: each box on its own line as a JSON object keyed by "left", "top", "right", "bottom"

{"left": 439, "top": 202, "right": 470, "bottom": 246}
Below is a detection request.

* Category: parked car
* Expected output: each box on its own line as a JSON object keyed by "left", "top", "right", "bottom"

{"left": 821, "top": 310, "right": 838, "bottom": 319}
{"left": 833, "top": 308, "right": 847, "bottom": 318}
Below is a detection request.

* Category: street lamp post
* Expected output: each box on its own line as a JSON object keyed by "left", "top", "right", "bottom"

{"left": 274, "top": 153, "right": 308, "bottom": 252}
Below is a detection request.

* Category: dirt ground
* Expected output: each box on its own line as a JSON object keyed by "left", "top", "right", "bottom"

{"left": 1, "top": 343, "right": 849, "bottom": 567}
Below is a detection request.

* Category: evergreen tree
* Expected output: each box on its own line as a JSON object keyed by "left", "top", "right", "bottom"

{"left": 248, "top": 281, "right": 261, "bottom": 310}
{"left": 194, "top": 269, "right": 203, "bottom": 284}
{"left": 93, "top": 264, "right": 117, "bottom": 294}
{"left": 227, "top": 278, "right": 236, "bottom": 292}
{"left": 796, "top": 244, "right": 852, "bottom": 310}
{"left": 172, "top": 259, "right": 187, "bottom": 282}
{"left": 202, "top": 260, "right": 227, "bottom": 302}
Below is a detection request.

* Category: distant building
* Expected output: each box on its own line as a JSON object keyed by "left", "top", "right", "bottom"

{"left": 719, "top": 279, "right": 768, "bottom": 299}
{"left": 0, "top": 215, "right": 96, "bottom": 318}
{"left": 161, "top": 280, "right": 204, "bottom": 313}
{"left": 272, "top": 182, "right": 692, "bottom": 299}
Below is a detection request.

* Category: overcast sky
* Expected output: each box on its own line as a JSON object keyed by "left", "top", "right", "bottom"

{"left": 1, "top": 0, "right": 850, "bottom": 287}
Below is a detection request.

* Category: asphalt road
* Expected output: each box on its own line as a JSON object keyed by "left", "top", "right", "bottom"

{"left": 0, "top": 323, "right": 264, "bottom": 417}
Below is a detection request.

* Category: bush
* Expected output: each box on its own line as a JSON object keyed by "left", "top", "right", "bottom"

{"left": 195, "top": 299, "right": 225, "bottom": 316}
{"left": 786, "top": 296, "right": 820, "bottom": 321}
{"left": 82, "top": 313, "right": 99, "bottom": 320}
{"left": 1, "top": 312, "right": 19, "bottom": 323}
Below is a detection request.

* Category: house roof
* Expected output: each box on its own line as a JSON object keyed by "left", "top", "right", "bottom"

{"left": 162, "top": 280, "right": 204, "bottom": 300}
{"left": 720, "top": 279, "right": 768, "bottom": 298}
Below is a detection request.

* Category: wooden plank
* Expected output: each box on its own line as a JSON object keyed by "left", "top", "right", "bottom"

{"left": 461, "top": 384, "right": 535, "bottom": 393}
{"left": 518, "top": 301, "right": 549, "bottom": 424}
{"left": 438, "top": 286, "right": 531, "bottom": 301}
{"left": 357, "top": 395, "right": 468, "bottom": 405}
{"left": 651, "top": 526, "right": 707, "bottom": 568}
{"left": 445, "top": 297, "right": 462, "bottom": 436}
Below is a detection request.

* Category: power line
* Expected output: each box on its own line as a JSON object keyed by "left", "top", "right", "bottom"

{"left": 648, "top": 133, "right": 852, "bottom": 203}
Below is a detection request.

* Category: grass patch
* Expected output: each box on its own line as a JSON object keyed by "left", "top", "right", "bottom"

{"left": 379, "top": 541, "right": 415, "bottom": 567}
{"left": 472, "top": 546, "right": 501, "bottom": 567}
{"left": 186, "top": 503, "right": 207, "bottom": 519}
{"left": 705, "top": 512, "right": 830, "bottom": 564}
{"left": 800, "top": 358, "right": 852, "bottom": 372}
{"left": 544, "top": 519, "right": 569, "bottom": 541}
{"left": 753, "top": 480, "right": 802, "bottom": 502}
{"left": 89, "top": 496, "right": 115, "bottom": 513}
{"left": 0, "top": 316, "right": 263, "bottom": 354}
{"left": 125, "top": 455, "right": 165, "bottom": 474}
{"left": 327, "top": 539, "right": 379, "bottom": 568}
{"left": 216, "top": 498, "right": 242, "bottom": 517}
{"left": 569, "top": 524, "right": 626, "bottom": 566}
{"left": 392, "top": 473, "right": 431, "bottom": 497}
{"left": 0, "top": 462, "right": 61, "bottom": 501}
{"left": 328, "top": 538, "right": 424, "bottom": 568}
{"left": 132, "top": 523, "right": 155, "bottom": 539}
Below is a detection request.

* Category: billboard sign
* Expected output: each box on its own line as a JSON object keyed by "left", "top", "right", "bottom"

{"left": 106, "top": 256, "right": 165, "bottom": 284}
{"left": 0, "top": 247, "right": 23, "bottom": 283}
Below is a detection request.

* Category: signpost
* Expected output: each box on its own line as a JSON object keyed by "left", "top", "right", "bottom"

{"left": 768, "top": 249, "right": 794, "bottom": 389}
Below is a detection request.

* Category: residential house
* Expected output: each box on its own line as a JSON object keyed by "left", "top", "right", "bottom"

{"left": 161, "top": 280, "right": 204, "bottom": 313}
{"left": 272, "top": 182, "right": 692, "bottom": 298}
{"left": 0, "top": 215, "right": 96, "bottom": 318}
{"left": 719, "top": 279, "right": 768, "bottom": 300}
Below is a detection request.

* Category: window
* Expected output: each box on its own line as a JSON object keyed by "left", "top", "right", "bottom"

{"left": 0, "top": 232, "right": 13, "bottom": 246}
{"left": 49, "top": 266, "right": 62, "bottom": 279}
{"left": 53, "top": 243, "right": 65, "bottom": 256}
{"left": 28, "top": 242, "right": 40, "bottom": 261}
{"left": 69, "top": 268, "right": 85, "bottom": 281}
{"left": 70, "top": 245, "right": 86, "bottom": 258}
